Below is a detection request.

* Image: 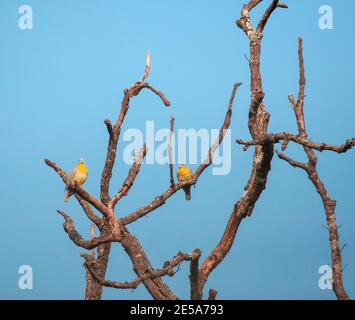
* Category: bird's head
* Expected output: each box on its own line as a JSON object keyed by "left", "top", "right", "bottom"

{"left": 78, "top": 158, "right": 85, "bottom": 165}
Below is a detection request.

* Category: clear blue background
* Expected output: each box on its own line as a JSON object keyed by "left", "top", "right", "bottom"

{"left": 0, "top": 0, "right": 354, "bottom": 299}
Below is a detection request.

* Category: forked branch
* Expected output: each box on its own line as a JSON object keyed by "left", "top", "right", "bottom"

{"left": 275, "top": 38, "right": 351, "bottom": 300}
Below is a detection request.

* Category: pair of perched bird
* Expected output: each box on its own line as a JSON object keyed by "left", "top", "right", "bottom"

{"left": 64, "top": 159, "right": 193, "bottom": 202}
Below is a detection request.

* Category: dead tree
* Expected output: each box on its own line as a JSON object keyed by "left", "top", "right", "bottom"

{"left": 45, "top": 0, "right": 354, "bottom": 300}
{"left": 235, "top": 1, "right": 354, "bottom": 300}
{"left": 45, "top": 46, "right": 240, "bottom": 298}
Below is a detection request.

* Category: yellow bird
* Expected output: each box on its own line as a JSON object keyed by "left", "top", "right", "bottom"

{"left": 177, "top": 165, "right": 193, "bottom": 201}
{"left": 64, "top": 158, "right": 88, "bottom": 202}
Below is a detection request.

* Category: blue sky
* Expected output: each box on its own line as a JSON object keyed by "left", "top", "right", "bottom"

{"left": 0, "top": 0, "right": 354, "bottom": 299}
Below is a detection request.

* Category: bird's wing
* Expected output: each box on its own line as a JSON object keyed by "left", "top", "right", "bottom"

{"left": 65, "top": 168, "right": 78, "bottom": 189}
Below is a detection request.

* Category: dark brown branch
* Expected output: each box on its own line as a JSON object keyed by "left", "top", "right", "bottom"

{"left": 46, "top": 54, "right": 176, "bottom": 300}
{"left": 257, "top": 1, "right": 288, "bottom": 33}
{"left": 138, "top": 50, "right": 151, "bottom": 83}
{"left": 189, "top": 249, "right": 202, "bottom": 300}
{"left": 195, "top": 82, "right": 242, "bottom": 177}
{"left": 75, "top": 195, "right": 104, "bottom": 230}
{"left": 109, "top": 144, "right": 147, "bottom": 209}
{"left": 119, "top": 181, "right": 192, "bottom": 225}
{"left": 119, "top": 226, "right": 178, "bottom": 299}
{"left": 45, "top": 159, "right": 118, "bottom": 229}
{"left": 104, "top": 119, "right": 114, "bottom": 139}
{"left": 276, "top": 38, "right": 350, "bottom": 300}
{"left": 197, "top": 203, "right": 244, "bottom": 297}
{"left": 244, "top": 0, "right": 262, "bottom": 12}
{"left": 85, "top": 237, "right": 111, "bottom": 300}
{"left": 236, "top": 1, "right": 261, "bottom": 40}
{"left": 276, "top": 150, "right": 308, "bottom": 170}
{"left": 44, "top": 158, "right": 67, "bottom": 184}
{"left": 85, "top": 223, "right": 97, "bottom": 300}
{"left": 90, "top": 224, "right": 95, "bottom": 256}
{"left": 82, "top": 249, "right": 200, "bottom": 290}
{"left": 141, "top": 83, "right": 171, "bottom": 107}
{"left": 237, "top": 133, "right": 355, "bottom": 153}
{"left": 208, "top": 289, "right": 218, "bottom": 300}
{"left": 120, "top": 83, "right": 242, "bottom": 225}
{"left": 194, "top": 1, "right": 281, "bottom": 299}
{"left": 44, "top": 159, "right": 112, "bottom": 300}
{"left": 57, "top": 210, "right": 120, "bottom": 249}
{"left": 100, "top": 56, "right": 170, "bottom": 206}
{"left": 168, "top": 114, "right": 175, "bottom": 188}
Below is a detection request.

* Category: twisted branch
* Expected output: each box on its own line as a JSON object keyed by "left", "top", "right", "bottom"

{"left": 82, "top": 249, "right": 201, "bottom": 290}
{"left": 57, "top": 210, "right": 121, "bottom": 249}
{"left": 236, "top": 133, "right": 355, "bottom": 153}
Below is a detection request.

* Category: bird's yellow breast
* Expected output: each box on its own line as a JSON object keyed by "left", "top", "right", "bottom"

{"left": 77, "top": 163, "right": 88, "bottom": 175}
{"left": 177, "top": 166, "right": 192, "bottom": 181}
{"left": 75, "top": 163, "right": 88, "bottom": 185}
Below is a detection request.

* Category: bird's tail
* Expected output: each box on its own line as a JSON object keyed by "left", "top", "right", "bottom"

{"left": 64, "top": 190, "right": 73, "bottom": 202}
{"left": 183, "top": 185, "right": 191, "bottom": 201}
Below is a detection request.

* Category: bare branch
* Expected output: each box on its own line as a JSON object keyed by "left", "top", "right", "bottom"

{"left": 119, "top": 181, "right": 191, "bottom": 225}
{"left": 189, "top": 249, "right": 202, "bottom": 300}
{"left": 140, "top": 83, "right": 171, "bottom": 107}
{"left": 90, "top": 224, "right": 95, "bottom": 256}
{"left": 104, "top": 119, "right": 114, "bottom": 138}
{"left": 236, "top": 0, "right": 261, "bottom": 39}
{"left": 257, "top": 1, "right": 288, "bottom": 33}
{"left": 57, "top": 210, "right": 120, "bottom": 250}
{"left": 44, "top": 158, "right": 67, "bottom": 184}
{"left": 120, "top": 83, "right": 242, "bottom": 225}
{"left": 276, "top": 38, "right": 350, "bottom": 300}
{"left": 82, "top": 249, "right": 200, "bottom": 290}
{"left": 45, "top": 159, "right": 118, "bottom": 228}
{"left": 138, "top": 50, "right": 151, "bottom": 83}
{"left": 276, "top": 150, "right": 308, "bottom": 170}
{"left": 236, "top": 133, "right": 355, "bottom": 153}
{"left": 100, "top": 55, "right": 170, "bottom": 206}
{"left": 194, "top": 82, "right": 242, "bottom": 178}
{"left": 119, "top": 226, "right": 178, "bottom": 299}
{"left": 194, "top": 1, "right": 285, "bottom": 298}
{"left": 75, "top": 195, "right": 104, "bottom": 230}
{"left": 85, "top": 236, "right": 112, "bottom": 300}
{"left": 208, "top": 288, "right": 218, "bottom": 300}
{"left": 85, "top": 223, "right": 99, "bottom": 300}
{"left": 168, "top": 114, "right": 175, "bottom": 188}
{"left": 109, "top": 144, "right": 147, "bottom": 209}
{"left": 244, "top": 0, "right": 263, "bottom": 12}
{"left": 198, "top": 203, "right": 244, "bottom": 295}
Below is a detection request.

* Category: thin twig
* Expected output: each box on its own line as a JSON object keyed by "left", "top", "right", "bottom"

{"left": 276, "top": 38, "right": 350, "bottom": 300}
{"left": 168, "top": 114, "right": 175, "bottom": 188}
{"left": 109, "top": 144, "right": 147, "bottom": 209}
